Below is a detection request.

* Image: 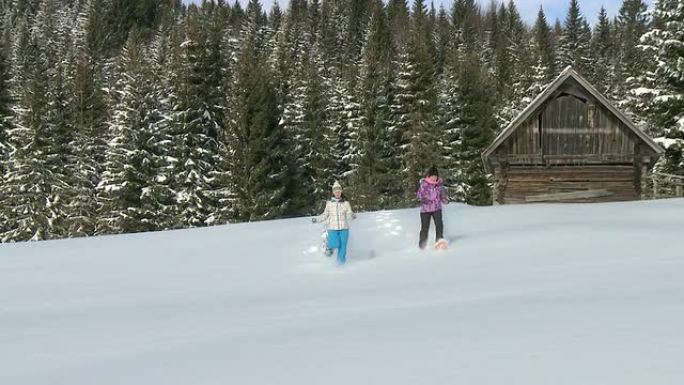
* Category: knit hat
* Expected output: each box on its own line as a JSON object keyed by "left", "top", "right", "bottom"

{"left": 426, "top": 166, "right": 439, "bottom": 178}
{"left": 332, "top": 181, "right": 343, "bottom": 193}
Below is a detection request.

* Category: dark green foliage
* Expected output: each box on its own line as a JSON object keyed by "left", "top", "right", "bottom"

{"left": 590, "top": 7, "right": 613, "bottom": 93}
{"left": 453, "top": 53, "right": 496, "bottom": 205}
{"left": 558, "top": 0, "right": 593, "bottom": 77}
{"left": 353, "top": 0, "right": 397, "bottom": 210}
{"left": 226, "top": 1, "right": 289, "bottom": 221}
{"left": 0, "top": 0, "right": 676, "bottom": 242}
{"left": 533, "top": 6, "right": 555, "bottom": 82}
{"left": 631, "top": 0, "right": 684, "bottom": 173}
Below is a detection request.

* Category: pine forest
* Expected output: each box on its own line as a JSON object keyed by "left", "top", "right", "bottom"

{"left": 0, "top": 0, "right": 682, "bottom": 242}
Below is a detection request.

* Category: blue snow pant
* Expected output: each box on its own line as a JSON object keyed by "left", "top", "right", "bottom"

{"left": 327, "top": 229, "right": 349, "bottom": 265}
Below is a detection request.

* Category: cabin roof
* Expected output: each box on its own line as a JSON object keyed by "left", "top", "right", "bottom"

{"left": 482, "top": 66, "right": 664, "bottom": 166}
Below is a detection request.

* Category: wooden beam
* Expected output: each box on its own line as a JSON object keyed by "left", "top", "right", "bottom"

{"left": 525, "top": 189, "right": 614, "bottom": 202}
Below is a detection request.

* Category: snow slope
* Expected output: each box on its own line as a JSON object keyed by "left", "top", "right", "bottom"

{"left": 1, "top": 199, "right": 683, "bottom": 385}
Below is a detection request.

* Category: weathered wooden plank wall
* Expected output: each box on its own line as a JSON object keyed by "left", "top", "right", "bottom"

{"left": 498, "top": 82, "right": 637, "bottom": 162}
{"left": 501, "top": 166, "right": 638, "bottom": 204}
{"left": 503, "top": 117, "right": 540, "bottom": 156}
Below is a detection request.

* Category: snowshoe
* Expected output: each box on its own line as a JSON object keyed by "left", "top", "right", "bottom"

{"left": 434, "top": 239, "right": 449, "bottom": 250}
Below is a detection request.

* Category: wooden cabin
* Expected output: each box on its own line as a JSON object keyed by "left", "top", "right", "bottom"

{"left": 482, "top": 67, "right": 664, "bottom": 204}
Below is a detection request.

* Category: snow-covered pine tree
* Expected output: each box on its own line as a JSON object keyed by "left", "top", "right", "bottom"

{"left": 387, "top": 0, "right": 410, "bottom": 50}
{"left": 436, "top": 38, "right": 465, "bottom": 203}
{"left": 590, "top": 7, "right": 614, "bottom": 94}
{"left": 631, "top": 0, "right": 684, "bottom": 173}
{"left": 480, "top": 1, "right": 500, "bottom": 79}
{"left": 225, "top": 0, "right": 289, "bottom": 221}
{"left": 270, "top": 1, "right": 283, "bottom": 32}
{"left": 393, "top": 0, "right": 438, "bottom": 203}
{"left": 558, "top": 0, "right": 593, "bottom": 79}
{"left": 301, "top": 41, "right": 335, "bottom": 208}
{"left": 0, "top": 13, "right": 30, "bottom": 241}
{"left": 274, "top": 0, "right": 319, "bottom": 216}
{"left": 102, "top": 0, "right": 162, "bottom": 55}
{"left": 2, "top": 0, "right": 74, "bottom": 241}
{"left": 504, "top": 1, "right": 526, "bottom": 98}
{"left": 354, "top": 0, "right": 399, "bottom": 210}
{"left": 451, "top": 0, "right": 479, "bottom": 53}
{"left": 324, "top": 74, "right": 359, "bottom": 190}
{"left": 552, "top": 17, "right": 563, "bottom": 49}
{"left": 96, "top": 31, "right": 161, "bottom": 235}
{"left": 316, "top": 0, "right": 362, "bottom": 194}
{"left": 615, "top": 0, "right": 651, "bottom": 116}
{"left": 343, "top": 0, "right": 373, "bottom": 89}
{"left": 65, "top": 0, "right": 109, "bottom": 237}
{"left": 39, "top": 0, "right": 82, "bottom": 239}
{"left": 496, "top": 0, "right": 530, "bottom": 127}
{"left": 513, "top": 7, "right": 558, "bottom": 114}
{"left": 229, "top": 0, "right": 245, "bottom": 30}
{"left": 164, "top": 6, "right": 222, "bottom": 228}
{"left": 0, "top": 11, "right": 13, "bottom": 238}
{"left": 434, "top": 6, "right": 450, "bottom": 78}
{"left": 533, "top": 6, "right": 556, "bottom": 83}
{"left": 454, "top": 52, "right": 497, "bottom": 206}
{"left": 274, "top": 0, "right": 308, "bottom": 96}
{"left": 139, "top": 8, "right": 185, "bottom": 232}
{"left": 388, "top": 45, "right": 413, "bottom": 197}
{"left": 195, "top": 0, "right": 233, "bottom": 226}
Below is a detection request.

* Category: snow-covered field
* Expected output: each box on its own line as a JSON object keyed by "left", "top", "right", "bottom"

{"left": 1, "top": 199, "right": 683, "bottom": 385}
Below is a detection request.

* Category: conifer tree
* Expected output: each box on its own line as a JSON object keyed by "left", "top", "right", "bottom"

{"left": 632, "top": 0, "right": 684, "bottom": 173}
{"left": 2, "top": 2, "right": 73, "bottom": 240}
{"left": 533, "top": 6, "right": 556, "bottom": 82}
{"left": 481, "top": 1, "right": 500, "bottom": 77}
{"left": 225, "top": 0, "right": 289, "bottom": 221}
{"left": 67, "top": 0, "right": 109, "bottom": 237}
{"left": 615, "top": 0, "right": 650, "bottom": 109}
{"left": 455, "top": 53, "right": 497, "bottom": 205}
{"left": 354, "top": 0, "right": 396, "bottom": 210}
{"left": 615, "top": 0, "right": 649, "bottom": 98}
{"left": 501, "top": 1, "right": 526, "bottom": 102}
{"left": 558, "top": 0, "right": 593, "bottom": 77}
{"left": 433, "top": 6, "right": 450, "bottom": 78}
{"left": 96, "top": 32, "right": 162, "bottom": 234}
{"left": 590, "top": 7, "right": 614, "bottom": 94}
{"left": 451, "top": 0, "right": 480, "bottom": 53}
{"left": 401, "top": 0, "right": 438, "bottom": 202}
{"left": 387, "top": 0, "right": 410, "bottom": 49}
{"left": 0, "top": 15, "right": 13, "bottom": 237}
{"left": 165, "top": 6, "right": 222, "bottom": 227}
{"left": 436, "top": 48, "right": 463, "bottom": 202}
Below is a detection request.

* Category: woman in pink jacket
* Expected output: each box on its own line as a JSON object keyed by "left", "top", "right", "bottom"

{"left": 416, "top": 166, "right": 448, "bottom": 249}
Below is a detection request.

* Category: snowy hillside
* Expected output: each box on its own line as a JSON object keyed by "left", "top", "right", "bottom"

{"left": 1, "top": 199, "right": 683, "bottom": 385}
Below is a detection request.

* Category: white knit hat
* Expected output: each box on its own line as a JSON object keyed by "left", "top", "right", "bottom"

{"left": 332, "top": 181, "right": 343, "bottom": 192}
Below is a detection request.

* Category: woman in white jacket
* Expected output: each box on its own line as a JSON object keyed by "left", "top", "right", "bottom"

{"left": 314, "top": 181, "right": 356, "bottom": 265}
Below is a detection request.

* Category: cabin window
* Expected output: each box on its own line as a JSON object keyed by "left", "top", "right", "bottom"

{"left": 588, "top": 103, "right": 595, "bottom": 128}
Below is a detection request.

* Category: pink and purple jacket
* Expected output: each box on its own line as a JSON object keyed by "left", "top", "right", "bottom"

{"left": 416, "top": 178, "right": 448, "bottom": 213}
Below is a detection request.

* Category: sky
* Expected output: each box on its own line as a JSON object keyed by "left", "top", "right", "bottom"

{"left": 184, "top": 0, "right": 653, "bottom": 26}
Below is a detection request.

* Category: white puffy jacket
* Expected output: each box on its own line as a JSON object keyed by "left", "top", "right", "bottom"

{"left": 319, "top": 198, "right": 355, "bottom": 230}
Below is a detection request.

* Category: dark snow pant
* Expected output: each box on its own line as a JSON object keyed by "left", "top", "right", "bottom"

{"left": 419, "top": 210, "right": 444, "bottom": 249}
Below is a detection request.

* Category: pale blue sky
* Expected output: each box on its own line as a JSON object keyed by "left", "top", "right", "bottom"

{"left": 183, "top": 0, "right": 652, "bottom": 26}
